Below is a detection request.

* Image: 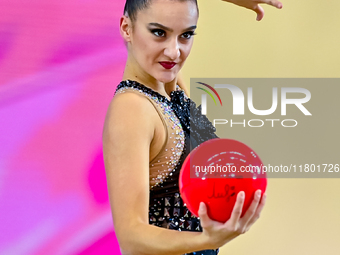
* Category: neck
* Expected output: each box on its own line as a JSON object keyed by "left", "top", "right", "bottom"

{"left": 122, "top": 54, "right": 177, "bottom": 99}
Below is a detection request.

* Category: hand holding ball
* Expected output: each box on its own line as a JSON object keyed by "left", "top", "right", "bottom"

{"left": 179, "top": 138, "right": 267, "bottom": 223}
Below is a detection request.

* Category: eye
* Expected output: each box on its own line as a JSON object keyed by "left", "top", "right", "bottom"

{"left": 151, "top": 29, "right": 166, "bottom": 37}
{"left": 181, "top": 31, "right": 196, "bottom": 39}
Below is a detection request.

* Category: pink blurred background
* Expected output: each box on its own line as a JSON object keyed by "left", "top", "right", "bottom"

{"left": 0, "top": 0, "right": 126, "bottom": 254}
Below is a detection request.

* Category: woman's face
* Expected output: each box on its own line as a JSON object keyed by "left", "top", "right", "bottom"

{"left": 124, "top": 0, "right": 198, "bottom": 83}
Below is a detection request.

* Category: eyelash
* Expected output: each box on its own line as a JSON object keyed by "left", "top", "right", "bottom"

{"left": 151, "top": 29, "right": 166, "bottom": 37}
{"left": 150, "top": 29, "right": 196, "bottom": 39}
{"left": 181, "top": 31, "right": 196, "bottom": 39}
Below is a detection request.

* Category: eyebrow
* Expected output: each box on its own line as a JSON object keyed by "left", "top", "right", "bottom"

{"left": 148, "top": 22, "right": 197, "bottom": 32}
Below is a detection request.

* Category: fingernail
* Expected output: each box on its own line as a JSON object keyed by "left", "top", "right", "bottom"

{"left": 199, "top": 202, "right": 204, "bottom": 211}
{"left": 257, "top": 190, "right": 262, "bottom": 197}
{"left": 240, "top": 191, "right": 245, "bottom": 198}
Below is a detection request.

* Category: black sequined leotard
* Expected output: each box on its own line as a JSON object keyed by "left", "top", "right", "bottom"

{"left": 114, "top": 80, "right": 219, "bottom": 255}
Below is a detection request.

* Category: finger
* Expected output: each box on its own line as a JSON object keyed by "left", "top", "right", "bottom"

{"left": 254, "top": 0, "right": 283, "bottom": 9}
{"left": 240, "top": 190, "right": 262, "bottom": 226}
{"left": 198, "top": 202, "right": 213, "bottom": 229}
{"left": 253, "top": 5, "right": 265, "bottom": 21}
{"left": 245, "top": 192, "right": 267, "bottom": 229}
{"left": 226, "top": 191, "right": 245, "bottom": 228}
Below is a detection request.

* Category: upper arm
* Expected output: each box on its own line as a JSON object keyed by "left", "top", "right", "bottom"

{"left": 102, "top": 91, "right": 156, "bottom": 244}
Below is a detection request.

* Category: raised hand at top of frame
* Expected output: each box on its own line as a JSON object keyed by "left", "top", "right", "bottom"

{"left": 222, "top": 0, "right": 283, "bottom": 21}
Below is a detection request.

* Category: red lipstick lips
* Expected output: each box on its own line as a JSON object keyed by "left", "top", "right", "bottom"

{"left": 159, "top": 61, "right": 176, "bottom": 70}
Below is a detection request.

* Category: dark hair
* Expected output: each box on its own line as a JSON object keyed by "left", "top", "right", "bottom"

{"left": 124, "top": 0, "right": 199, "bottom": 23}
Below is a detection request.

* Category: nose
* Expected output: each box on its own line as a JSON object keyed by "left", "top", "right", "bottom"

{"left": 163, "top": 37, "right": 180, "bottom": 60}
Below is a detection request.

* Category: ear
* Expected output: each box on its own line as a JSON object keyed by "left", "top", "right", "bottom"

{"left": 120, "top": 15, "right": 132, "bottom": 42}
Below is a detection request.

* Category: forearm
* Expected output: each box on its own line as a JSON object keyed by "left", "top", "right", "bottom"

{"left": 118, "top": 222, "right": 211, "bottom": 255}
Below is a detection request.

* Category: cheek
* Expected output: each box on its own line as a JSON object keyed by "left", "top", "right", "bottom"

{"left": 134, "top": 35, "right": 160, "bottom": 62}
{"left": 181, "top": 42, "right": 194, "bottom": 59}
{"left": 135, "top": 37, "right": 147, "bottom": 52}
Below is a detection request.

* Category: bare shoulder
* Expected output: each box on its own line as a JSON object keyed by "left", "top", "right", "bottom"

{"left": 103, "top": 90, "right": 158, "bottom": 144}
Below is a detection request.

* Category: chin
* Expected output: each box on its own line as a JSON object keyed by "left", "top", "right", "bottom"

{"left": 155, "top": 73, "right": 177, "bottom": 84}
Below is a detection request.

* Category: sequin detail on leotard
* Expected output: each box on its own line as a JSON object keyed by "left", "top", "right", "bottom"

{"left": 115, "top": 80, "right": 185, "bottom": 190}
